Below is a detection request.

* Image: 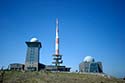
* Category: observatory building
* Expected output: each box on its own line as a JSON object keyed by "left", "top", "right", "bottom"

{"left": 9, "top": 19, "right": 70, "bottom": 72}
{"left": 79, "top": 56, "right": 103, "bottom": 73}
{"left": 25, "top": 38, "right": 42, "bottom": 71}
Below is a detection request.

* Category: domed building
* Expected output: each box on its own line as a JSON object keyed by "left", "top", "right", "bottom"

{"left": 25, "top": 37, "right": 45, "bottom": 71}
{"left": 79, "top": 56, "right": 103, "bottom": 73}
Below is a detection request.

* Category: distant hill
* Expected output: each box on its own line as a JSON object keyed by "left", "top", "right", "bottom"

{"left": 0, "top": 71, "right": 125, "bottom": 83}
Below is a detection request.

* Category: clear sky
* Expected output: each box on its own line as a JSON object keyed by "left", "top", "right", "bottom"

{"left": 0, "top": 0, "right": 125, "bottom": 78}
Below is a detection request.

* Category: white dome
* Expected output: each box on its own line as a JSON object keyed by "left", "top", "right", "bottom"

{"left": 30, "top": 38, "right": 38, "bottom": 42}
{"left": 83, "top": 56, "right": 95, "bottom": 62}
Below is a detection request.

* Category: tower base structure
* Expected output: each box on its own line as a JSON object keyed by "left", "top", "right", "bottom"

{"left": 52, "top": 54, "right": 63, "bottom": 66}
{"left": 52, "top": 54, "right": 63, "bottom": 71}
{"left": 51, "top": 54, "right": 70, "bottom": 72}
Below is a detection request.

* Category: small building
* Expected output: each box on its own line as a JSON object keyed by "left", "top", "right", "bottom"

{"left": 10, "top": 63, "right": 24, "bottom": 71}
{"left": 39, "top": 63, "right": 45, "bottom": 70}
{"left": 45, "top": 65, "right": 70, "bottom": 72}
{"left": 79, "top": 56, "right": 103, "bottom": 73}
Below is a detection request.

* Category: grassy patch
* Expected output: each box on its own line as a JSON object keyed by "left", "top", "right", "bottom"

{"left": 0, "top": 71, "right": 125, "bottom": 83}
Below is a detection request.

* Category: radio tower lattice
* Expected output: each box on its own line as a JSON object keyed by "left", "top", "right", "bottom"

{"left": 52, "top": 18, "right": 63, "bottom": 67}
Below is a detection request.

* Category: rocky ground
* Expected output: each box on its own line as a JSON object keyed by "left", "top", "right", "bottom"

{"left": 0, "top": 71, "right": 125, "bottom": 83}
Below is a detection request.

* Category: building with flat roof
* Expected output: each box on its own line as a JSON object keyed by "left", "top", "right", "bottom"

{"left": 25, "top": 38, "right": 42, "bottom": 71}
{"left": 45, "top": 65, "right": 70, "bottom": 72}
{"left": 10, "top": 63, "right": 24, "bottom": 71}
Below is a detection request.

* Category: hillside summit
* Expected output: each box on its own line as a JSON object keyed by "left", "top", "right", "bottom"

{"left": 0, "top": 71, "right": 125, "bottom": 83}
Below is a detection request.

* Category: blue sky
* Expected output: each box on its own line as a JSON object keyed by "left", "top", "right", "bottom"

{"left": 0, "top": 0, "right": 125, "bottom": 78}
